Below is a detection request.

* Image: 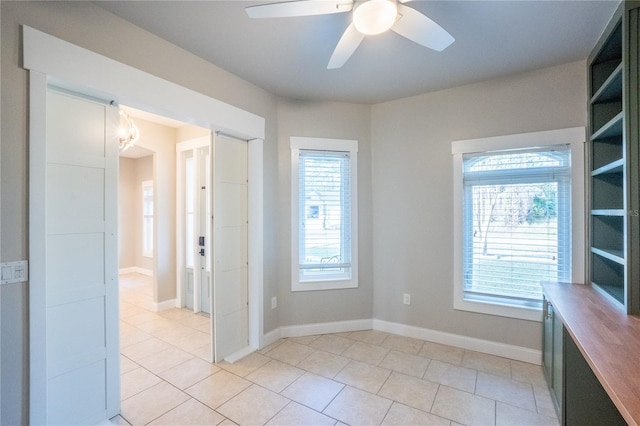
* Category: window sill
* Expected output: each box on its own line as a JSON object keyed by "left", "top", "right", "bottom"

{"left": 454, "top": 295, "right": 542, "bottom": 322}
{"left": 292, "top": 278, "right": 358, "bottom": 292}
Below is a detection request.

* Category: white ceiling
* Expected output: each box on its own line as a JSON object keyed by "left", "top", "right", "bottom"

{"left": 94, "top": 0, "right": 619, "bottom": 104}
{"left": 122, "top": 105, "right": 186, "bottom": 129}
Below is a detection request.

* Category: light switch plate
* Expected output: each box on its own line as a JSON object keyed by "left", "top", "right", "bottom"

{"left": 0, "top": 260, "right": 28, "bottom": 285}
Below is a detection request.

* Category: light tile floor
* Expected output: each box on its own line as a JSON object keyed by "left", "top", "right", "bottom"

{"left": 112, "top": 273, "right": 559, "bottom": 426}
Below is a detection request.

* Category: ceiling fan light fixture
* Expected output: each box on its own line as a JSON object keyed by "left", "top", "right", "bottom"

{"left": 353, "top": 0, "right": 397, "bottom": 35}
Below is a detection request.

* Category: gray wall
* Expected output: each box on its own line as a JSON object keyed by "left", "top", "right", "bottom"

{"left": 118, "top": 155, "right": 154, "bottom": 273}
{"left": 132, "top": 119, "right": 178, "bottom": 302}
{"left": 118, "top": 157, "right": 137, "bottom": 269}
{"left": 371, "top": 61, "right": 587, "bottom": 349}
{"left": 275, "top": 99, "right": 374, "bottom": 326}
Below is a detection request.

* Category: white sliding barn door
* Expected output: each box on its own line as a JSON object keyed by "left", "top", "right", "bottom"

{"left": 213, "top": 135, "right": 249, "bottom": 362}
{"left": 30, "top": 87, "right": 119, "bottom": 424}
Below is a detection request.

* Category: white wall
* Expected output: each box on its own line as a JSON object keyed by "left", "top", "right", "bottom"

{"left": 371, "top": 61, "right": 587, "bottom": 350}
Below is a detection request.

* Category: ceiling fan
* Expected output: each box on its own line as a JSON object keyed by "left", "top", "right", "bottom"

{"left": 245, "top": 0, "right": 454, "bottom": 69}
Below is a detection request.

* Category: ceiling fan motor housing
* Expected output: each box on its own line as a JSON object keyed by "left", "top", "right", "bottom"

{"left": 353, "top": 0, "right": 398, "bottom": 35}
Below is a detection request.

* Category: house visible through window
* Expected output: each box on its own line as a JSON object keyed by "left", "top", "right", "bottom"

{"left": 291, "top": 137, "right": 358, "bottom": 291}
{"left": 452, "top": 127, "right": 585, "bottom": 321}
{"left": 142, "top": 180, "right": 154, "bottom": 258}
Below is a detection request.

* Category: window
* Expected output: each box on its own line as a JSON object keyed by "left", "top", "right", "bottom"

{"left": 291, "top": 137, "right": 358, "bottom": 291}
{"left": 452, "top": 128, "right": 585, "bottom": 321}
{"left": 185, "top": 155, "right": 195, "bottom": 268}
{"left": 142, "top": 180, "right": 154, "bottom": 258}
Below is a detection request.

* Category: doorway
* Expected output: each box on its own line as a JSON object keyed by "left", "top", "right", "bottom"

{"left": 177, "top": 133, "right": 251, "bottom": 362}
{"left": 117, "top": 110, "right": 214, "bottom": 370}
{"left": 27, "top": 25, "right": 265, "bottom": 425}
{"left": 178, "top": 139, "right": 213, "bottom": 315}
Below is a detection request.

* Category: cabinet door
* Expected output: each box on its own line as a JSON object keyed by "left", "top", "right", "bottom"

{"left": 564, "top": 327, "right": 626, "bottom": 425}
{"left": 542, "top": 299, "right": 553, "bottom": 382}
{"left": 552, "top": 311, "right": 564, "bottom": 412}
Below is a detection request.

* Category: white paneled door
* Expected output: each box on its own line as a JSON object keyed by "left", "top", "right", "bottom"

{"left": 213, "top": 135, "right": 249, "bottom": 362}
{"left": 30, "top": 88, "right": 119, "bottom": 424}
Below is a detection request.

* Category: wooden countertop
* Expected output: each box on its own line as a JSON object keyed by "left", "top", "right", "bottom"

{"left": 543, "top": 282, "right": 640, "bottom": 426}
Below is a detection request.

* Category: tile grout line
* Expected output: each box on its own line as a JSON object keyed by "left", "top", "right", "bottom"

{"left": 119, "top": 274, "right": 556, "bottom": 426}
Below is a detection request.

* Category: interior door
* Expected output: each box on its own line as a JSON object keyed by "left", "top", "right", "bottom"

{"left": 213, "top": 134, "right": 249, "bottom": 362}
{"left": 31, "top": 87, "right": 119, "bottom": 424}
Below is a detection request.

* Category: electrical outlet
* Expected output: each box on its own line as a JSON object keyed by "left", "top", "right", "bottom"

{"left": 403, "top": 293, "right": 411, "bottom": 305}
{"left": 271, "top": 296, "right": 277, "bottom": 309}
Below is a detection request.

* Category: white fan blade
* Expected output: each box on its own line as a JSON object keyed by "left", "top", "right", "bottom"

{"left": 246, "top": 0, "right": 352, "bottom": 18}
{"left": 392, "top": 4, "right": 454, "bottom": 52}
{"left": 327, "top": 23, "right": 365, "bottom": 69}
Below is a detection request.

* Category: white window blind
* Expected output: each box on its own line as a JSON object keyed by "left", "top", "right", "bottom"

{"left": 298, "top": 150, "right": 352, "bottom": 281}
{"left": 462, "top": 147, "right": 571, "bottom": 305}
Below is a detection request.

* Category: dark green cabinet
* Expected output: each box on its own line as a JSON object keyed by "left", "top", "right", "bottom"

{"left": 563, "top": 328, "right": 626, "bottom": 426}
{"left": 542, "top": 299, "right": 553, "bottom": 381}
{"left": 542, "top": 298, "right": 563, "bottom": 420}
{"left": 543, "top": 293, "right": 626, "bottom": 425}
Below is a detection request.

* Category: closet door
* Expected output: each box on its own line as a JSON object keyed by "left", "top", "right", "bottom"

{"left": 31, "top": 87, "right": 119, "bottom": 424}
{"left": 213, "top": 135, "right": 249, "bottom": 361}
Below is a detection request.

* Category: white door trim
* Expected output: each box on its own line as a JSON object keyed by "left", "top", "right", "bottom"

{"left": 28, "top": 70, "right": 48, "bottom": 426}
{"left": 22, "top": 27, "right": 264, "bottom": 140}
{"left": 24, "top": 26, "right": 264, "bottom": 423}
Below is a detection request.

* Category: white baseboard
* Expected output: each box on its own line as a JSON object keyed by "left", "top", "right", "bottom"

{"left": 224, "top": 345, "right": 257, "bottom": 363}
{"left": 262, "top": 328, "right": 282, "bottom": 348}
{"left": 280, "top": 318, "right": 373, "bottom": 338}
{"left": 153, "top": 298, "right": 177, "bottom": 312}
{"left": 261, "top": 318, "right": 541, "bottom": 365}
{"left": 119, "top": 267, "right": 153, "bottom": 277}
{"left": 261, "top": 319, "right": 372, "bottom": 349}
{"left": 373, "top": 319, "right": 541, "bottom": 365}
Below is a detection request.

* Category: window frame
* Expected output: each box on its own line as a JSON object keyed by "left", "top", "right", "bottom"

{"left": 290, "top": 137, "right": 358, "bottom": 292}
{"left": 141, "top": 179, "right": 154, "bottom": 258}
{"left": 452, "top": 128, "right": 585, "bottom": 321}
